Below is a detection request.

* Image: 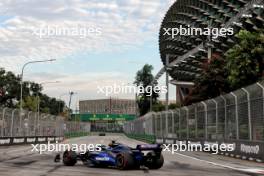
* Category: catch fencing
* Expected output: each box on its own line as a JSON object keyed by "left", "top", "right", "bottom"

{"left": 0, "top": 108, "right": 91, "bottom": 139}
{"left": 124, "top": 81, "right": 264, "bottom": 161}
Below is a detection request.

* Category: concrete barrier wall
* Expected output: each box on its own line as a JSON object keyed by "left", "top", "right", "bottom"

{"left": 0, "top": 136, "right": 64, "bottom": 146}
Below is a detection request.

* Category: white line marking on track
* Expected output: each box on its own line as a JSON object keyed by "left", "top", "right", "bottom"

{"left": 174, "top": 152, "right": 264, "bottom": 175}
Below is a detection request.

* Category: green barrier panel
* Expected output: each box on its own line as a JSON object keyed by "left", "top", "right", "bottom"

{"left": 125, "top": 133, "right": 156, "bottom": 144}
{"left": 64, "top": 132, "right": 90, "bottom": 138}
{"left": 71, "top": 113, "right": 136, "bottom": 121}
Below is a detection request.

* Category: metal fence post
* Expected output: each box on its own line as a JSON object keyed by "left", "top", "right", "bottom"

{"left": 159, "top": 113, "right": 162, "bottom": 138}
{"left": 26, "top": 111, "right": 32, "bottom": 137}
{"left": 37, "top": 113, "right": 40, "bottom": 136}
{"left": 184, "top": 107, "right": 189, "bottom": 139}
{"left": 178, "top": 109, "right": 181, "bottom": 139}
{"left": 34, "top": 112, "right": 37, "bottom": 136}
{"left": 201, "top": 102, "right": 208, "bottom": 140}
{"left": 1, "top": 108, "right": 7, "bottom": 137}
{"left": 40, "top": 114, "right": 45, "bottom": 136}
{"left": 19, "top": 110, "right": 23, "bottom": 134}
{"left": 212, "top": 99, "right": 218, "bottom": 139}
{"left": 220, "top": 95, "right": 227, "bottom": 139}
{"left": 194, "top": 105, "right": 198, "bottom": 138}
{"left": 165, "top": 112, "right": 168, "bottom": 138}
{"left": 241, "top": 88, "right": 252, "bottom": 141}
{"left": 153, "top": 113, "right": 156, "bottom": 136}
{"left": 54, "top": 116, "right": 58, "bottom": 136}
{"left": 230, "top": 92, "right": 239, "bottom": 140}
{"left": 154, "top": 113, "right": 157, "bottom": 136}
{"left": 256, "top": 82, "right": 264, "bottom": 139}
{"left": 10, "top": 109, "right": 17, "bottom": 137}
{"left": 170, "top": 110, "right": 174, "bottom": 135}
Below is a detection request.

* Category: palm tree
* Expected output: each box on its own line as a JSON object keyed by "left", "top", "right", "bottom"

{"left": 134, "top": 64, "right": 159, "bottom": 116}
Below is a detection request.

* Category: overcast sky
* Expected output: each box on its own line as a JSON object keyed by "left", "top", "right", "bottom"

{"left": 0, "top": 0, "right": 176, "bottom": 109}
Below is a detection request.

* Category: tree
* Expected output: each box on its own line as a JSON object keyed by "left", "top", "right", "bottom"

{"left": 23, "top": 96, "right": 38, "bottom": 111}
{"left": 152, "top": 101, "right": 165, "bottom": 112}
{"left": 134, "top": 64, "right": 159, "bottom": 116}
{"left": 0, "top": 69, "right": 21, "bottom": 107}
{"left": 184, "top": 56, "right": 230, "bottom": 105}
{"left": 184, "top": 29, "right": 264, "bottom": 105}
{"left": 39, "top": 94, "right": 65, "bottom": 115}
{"left": 0, "top": 67, "right": 65, "bottom": 115}
{"left": 225, "top": 29, "right": 264, "bottom": 89}
{"left": 168, "top": 103, "right": 181, "bottom": 110}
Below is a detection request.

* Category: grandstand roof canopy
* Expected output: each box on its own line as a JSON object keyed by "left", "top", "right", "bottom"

{"left": 158, "top": 0, "right": 264, "bottom": 82}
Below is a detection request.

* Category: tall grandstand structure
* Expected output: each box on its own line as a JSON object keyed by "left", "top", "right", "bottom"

{"left": 157, "top": 0, "right": 264, "bottom": 103}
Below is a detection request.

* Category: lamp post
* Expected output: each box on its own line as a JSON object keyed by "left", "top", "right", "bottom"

{"left": 68, "top": 91, "right": 77, "bottom": 132}
{"left": 20, "top": 59, "right": 56, "bottom": 116}
{"left": 20, "top": 59, "right": 56, "bottom": 132}
{"left": 58, "top": 92, "right": 68, "bottom": 115}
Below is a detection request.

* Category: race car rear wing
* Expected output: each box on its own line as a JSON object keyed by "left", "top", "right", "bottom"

{"left": 136, "top": 144, "right": 162, "bottom": 151}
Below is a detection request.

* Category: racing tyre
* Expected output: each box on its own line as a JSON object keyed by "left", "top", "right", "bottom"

{"left": 144, "top": 152, "right": 164, "bottom": 169}
{"left": 116, "top": 152, "right": 134, "bottom": 170}
{"left": 63, "top": 150, "right": 77, "bottom": 166}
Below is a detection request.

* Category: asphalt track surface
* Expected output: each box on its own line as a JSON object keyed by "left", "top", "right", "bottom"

{"left": 0, "top": 134, "right": 263, "bottom": 176}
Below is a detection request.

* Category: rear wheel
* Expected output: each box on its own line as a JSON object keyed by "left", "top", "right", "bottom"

{"left": 63, "top": 150, "right": 77, "bottom": 166}
{"left": 116, "top": 152, "right": 135, "bottom": 170}
{"left": 144, "top": 152, "right": 164, "bottom": 169}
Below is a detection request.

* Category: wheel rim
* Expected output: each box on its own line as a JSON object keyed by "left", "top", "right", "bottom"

{"left": 117, "top": 155, "right": 124, "bottom": 168}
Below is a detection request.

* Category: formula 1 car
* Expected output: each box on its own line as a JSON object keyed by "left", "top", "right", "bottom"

{"left": 54, "top": 141, "right": 164, "bottom": 170}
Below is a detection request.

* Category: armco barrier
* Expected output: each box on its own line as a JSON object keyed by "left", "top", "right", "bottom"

{"left": 157, "top": 138, "right": 264, "bottom": 162}
{"left": 0, "top": 136, "right": 64, "bottom": 146}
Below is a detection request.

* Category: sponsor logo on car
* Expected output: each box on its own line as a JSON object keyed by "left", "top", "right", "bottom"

{"left": 95, "top": 157, "right": 110, "bottom": 161}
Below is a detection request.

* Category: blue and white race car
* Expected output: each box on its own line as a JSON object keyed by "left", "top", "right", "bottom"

{"left": 54, "top": 141, "right": 164, "bottom": 170}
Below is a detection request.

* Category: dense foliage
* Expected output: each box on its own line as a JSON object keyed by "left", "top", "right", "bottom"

{"left": 0, "top": 68, "right": 65, "bottom": 115}
{"left": 185, "top": 29, "right": 264, "bottom": 105}
{"left": 225, "top": 30, "right": 264, "bottom": 90}
{"left": 184, "top": 57, "right": 230, "bottom": 105}
{"left": 134, "top": 64, "right": 159, "bottom": 116}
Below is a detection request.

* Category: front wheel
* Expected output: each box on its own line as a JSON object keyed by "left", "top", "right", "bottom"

{"left": 144, "top": 152, "right": 164, "bottom": 169}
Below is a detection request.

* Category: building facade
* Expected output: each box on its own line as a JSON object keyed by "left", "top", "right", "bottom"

{"left": 79, "top": 98, "right": 136, "bottom": 115}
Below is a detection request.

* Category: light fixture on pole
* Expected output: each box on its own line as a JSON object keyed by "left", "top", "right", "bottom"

{"left": 20, "top": 59, "right": 56, "bottom": 130}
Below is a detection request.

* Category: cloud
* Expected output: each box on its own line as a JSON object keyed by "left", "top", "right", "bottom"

{"left": 0, "top": 0, "right": 175, "bottom": 72}
{"left": 0, "top": 0, "right": 176, "bottom": 104}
